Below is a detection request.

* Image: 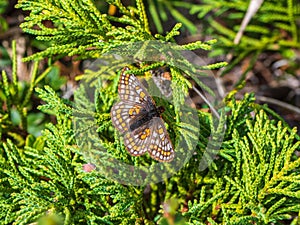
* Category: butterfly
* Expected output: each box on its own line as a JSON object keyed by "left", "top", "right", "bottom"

{"left": 110, "top": 67, "right": 174, "bottom": 162}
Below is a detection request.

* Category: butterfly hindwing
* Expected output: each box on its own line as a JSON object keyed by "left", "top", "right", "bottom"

{"left": 111, "top": 102, "right": 135, "bottom": 134}
{"left": 122, "top": 118, "right": 174, "bottom": 161}
{"left": 123, "top": 124, "right": 152, "bottom": 156}
{"left": 148, "top": 117, "right": 174, "bottom": 162}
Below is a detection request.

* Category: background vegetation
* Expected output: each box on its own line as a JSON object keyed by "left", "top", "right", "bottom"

{"left": 0, "top": 0, "right": 299, "bottom": 224}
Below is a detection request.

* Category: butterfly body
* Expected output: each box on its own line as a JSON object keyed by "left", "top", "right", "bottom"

{"left": 111, "top": 67, "right": 174, "bottom": 162}
{"left": 129, "top": 98, "right": 164, "bottom": 132}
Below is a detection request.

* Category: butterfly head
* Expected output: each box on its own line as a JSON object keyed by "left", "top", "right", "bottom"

{"left": 157, "top": 106, "right": 165, "bottom": 114}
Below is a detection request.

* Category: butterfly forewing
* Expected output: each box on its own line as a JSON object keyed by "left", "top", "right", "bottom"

{"left": 118, "top": 67, "right": 149, "bottom": 104}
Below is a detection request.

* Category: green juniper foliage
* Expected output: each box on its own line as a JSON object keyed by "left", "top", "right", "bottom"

{"left": 0, "top": 0, "right": 7, "bottom": 13}
{"left": 146, "top": 0, "right": 198, "bottom": 34}
{"left": 15, "top": 0, "right": 216, "bottom": 62}
{"left": 0, "top": 40, "right": 66, "bottom": 141}
{"left": 189, "top": 0, "right": 300, "bottom": 83}
{"left": 0, "top": 0, "right": 299, "bottom": 225}
{"left": 0, "top": 41, "right": 43, "bottom": 143}
{"left": 0, "top": 0, "right": 8, "bottom": 35}
{"left": 146, "top": 0, "right": 300, "bottom": 59}
{"left": 1, "top": 84, "right": 299, "bottom": 224}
